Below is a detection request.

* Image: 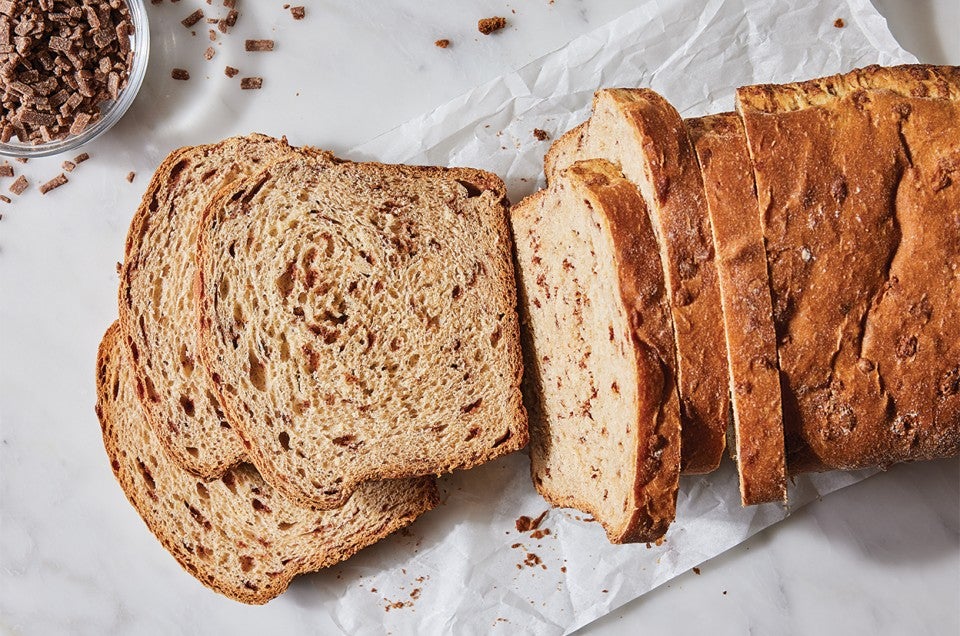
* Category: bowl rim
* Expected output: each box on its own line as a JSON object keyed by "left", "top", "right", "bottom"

{"left": 0, "top": 0, "right": 150, "bottom": 159}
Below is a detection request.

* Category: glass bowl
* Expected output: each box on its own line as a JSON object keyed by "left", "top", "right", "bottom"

{"left": 0, "top": 0, "right": 150, "bottom": 159}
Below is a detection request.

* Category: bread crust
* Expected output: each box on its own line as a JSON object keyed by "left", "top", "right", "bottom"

{"left": 687, "top": 113, "right": 787, "bottom": 504}
{"left": 195, "top": 151, "right": 528, "bottom": 509}
{"left": 602, "top": 89, "right": 729, "bottom": 473}
{"left": 96, "top": 322, "right": 440, "bottom": 604}
{"left": 118, "top": 134, "right": 294, "bottom": 479}
{"left": 737, "top": 64, "right": 960, "bottom": 471}
{"left": 515, "top": 159, "right": 681, "bottom": 544}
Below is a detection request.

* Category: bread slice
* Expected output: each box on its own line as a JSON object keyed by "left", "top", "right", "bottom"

{"left": 119, "top": 134, "right": 298, "bottom": 478}
{"left": 96, "top": 322, "right": 439, "bottom": 604}
{"left": 545, "top": 89, "right": 729, "bottom": 474}
{"left": 196, "top": 150, "right": 528, "bottom": 509}
{"left": 512, "top": 159, "right": 681, "bottom": 544}
{"left": 736, "top": 64, "right": 960, "bottom": 471}
{"left": 686, "top": 113, "right": 786, "bottom": 504}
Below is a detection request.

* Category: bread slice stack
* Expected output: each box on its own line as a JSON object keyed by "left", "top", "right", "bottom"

{"left": 513, "top": 159, "right": 682, "bottom": 543}
{"left": 100, "top": 136, "right": 528, "bottom": 602}
{"left": 514, "top": 64, "right": 959, "bottom": 543}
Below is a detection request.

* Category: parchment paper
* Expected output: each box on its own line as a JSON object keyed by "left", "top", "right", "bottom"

{"left": 290, "top": 1, "right": 916, "bottom": 633}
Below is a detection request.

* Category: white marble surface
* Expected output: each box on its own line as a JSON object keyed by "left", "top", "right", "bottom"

{"left": 0, "top": 1, "right": 957, "bottom": 635}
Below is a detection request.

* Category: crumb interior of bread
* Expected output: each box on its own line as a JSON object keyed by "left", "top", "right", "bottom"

{"left": 99, "top": 327, "right": 431, "bottom": 602}
{"left": 516, "top": 180, "right": 639, "bottom": 533}
{"left": 203, "top": 160, "right": 519, "bottom": 503}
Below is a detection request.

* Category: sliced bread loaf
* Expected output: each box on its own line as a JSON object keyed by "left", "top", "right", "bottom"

{"left": 686, "top": 113, "right": 786, "bottom": 504}
{"left": 196, "top": 150, "right": 528, "bottom": 509}
{"left": 736, "top": 64, "right": 960, "bottom": 471}
{"left": 96, "top": 322, "right": 439, "bottom": 604}
{"left": 545, "top": 89, "right": 729, "bottom": 474}
{"left": 119, "top": 134, "right": 297, "bottom": 478}
{"left": 512, "top": 159, "right": 681, "bottom": 543}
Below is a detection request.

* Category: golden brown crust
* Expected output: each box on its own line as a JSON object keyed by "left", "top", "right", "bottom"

{"left": 96, "top": 322, "right": 440, "bottom": 605}
{"left": 195, "top": 150, "right": 527, "bottom": 509}
{"left": 570, "top": 160, "right": 681, "bottom": 542}
{"left": 687, "top": 114, "right": 787, "bottom": 504}
{"left": 737, "top": 64, "right": 960, "bottom": 472}
{"left": 736, "top": 64, "right": 960, "bottom": 113}
{"left": 601, "top": 89, "right": 729, "bottom": 473}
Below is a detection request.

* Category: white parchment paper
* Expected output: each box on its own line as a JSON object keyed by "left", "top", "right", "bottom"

{"left": 289, "top": 1, "right": 916, "bottom": 633}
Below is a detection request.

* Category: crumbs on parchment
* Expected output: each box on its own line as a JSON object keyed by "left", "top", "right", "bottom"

{"left": 478, "top": 16, "right": 506, "bottom": 35}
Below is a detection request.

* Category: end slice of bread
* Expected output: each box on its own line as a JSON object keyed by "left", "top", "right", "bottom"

{"left": 512, "top": 159, "right": 681, "bottom": 544}
{"left": 687, "top": 113, "right": 787, "bottom": 505}
{"left": 196, "top": 150, "right": 528, "bottom": 509}
{"left": 96, "top": 322, "right": 439, "bottom": 605}
{"left": 545, "top": 89, "right": 730, "bottom": 474}
{"left": 119, "top": 134, "right": 298, "bottom": 478}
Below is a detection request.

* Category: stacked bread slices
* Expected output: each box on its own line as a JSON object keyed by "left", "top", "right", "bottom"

{"left": 99, "top": 135, "right": 528, "bottom": 602}
{"left": 513, "top": 64, "right": 960, "bottom": 544}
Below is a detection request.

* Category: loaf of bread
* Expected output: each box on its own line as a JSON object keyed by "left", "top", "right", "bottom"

{"left": 544, "top": 89, "right": 730, "bottom": 475}
{"left": 736, "top": 64, "right": 960, "bottom": 472}
{"left": 686, "top": 113, "right": 787, "bottom": 505}
{"left": 512, "top": 159, "right": 681, "bottom": 543}
{"left": 119, "top": 134, "right": 296, "bottom": 478}
{"left": 196, "top": 150, "right": 528, "bottom": 509}
{"left": 96, "top": 322, "right": 439, "bottom": 604}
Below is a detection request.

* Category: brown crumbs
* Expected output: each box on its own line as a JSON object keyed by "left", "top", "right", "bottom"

{"left": 74, "top": 152, "right": 90, "bottom": 164}
{"left": 62, "top": 161, "right": 76, "bottom": 172}
{"left": 0, "top": 194, "right": 11, "bottom": 204}
{"left": 435, "top": 39, "right": 451, "bottom": 48}
{"left": 240, "top": 77, "right": 263, "bottom": 90}
{"left": 478, "top": 16, "right": 507, "bottom": 35}
{"left": 291, "top": 6, "right": 305, "bottom": 20}
{"left": 383, "top": 599, "right": 413, "bottom": 612}
{"left": 533, "top": 128, "right": 550, "bottom": 141}
{"left": 693, "top": 567, "right": 701, "bottom": 575}
{"left": 530, "top": 528, "right": 551, "bottom": 540}
{"left": 0, "top": 165, "right": 13, "bottom": 178}
{"left": 182, "top": 9, "right": 204, "bottom": 28}
{"left": 126, "top": 171, "right": 136, "bottom": 183}
{"left": 245, "top": 39, "right": 275, "bottom": 52}
{"left": 410, "top": 588, "right": 421, "bottom": 600}
{"left": 515, "top": 510, "right": 549, "bottom": 533}
{"left": 39, "top": 173, "right": 68, "bottom": 195}
{"left": 9, "top": 175, "right": 28, "bottom": 195}
{"left": 834, "top": 18, "right": 845, "bottom": 28}
{"left": 172, "top": 68, "right": 191, "bottom": 81}
{"left": 225, "top": 66, "right": 240, "bottom": 78}
{"left": 205, "top": 47, "right": 216, "bottom": 61}
{"left": 560, "top": 566, "right": 567, "bottom": 573}
{"left": 522, "top": 553, "right": 543, "bottom": 569}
